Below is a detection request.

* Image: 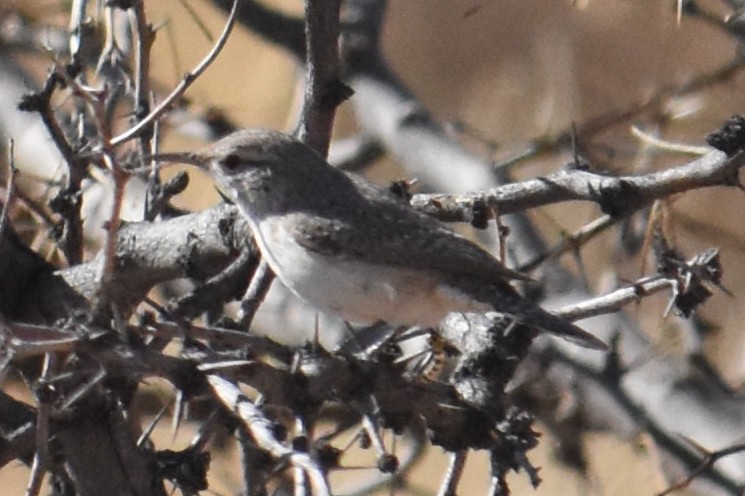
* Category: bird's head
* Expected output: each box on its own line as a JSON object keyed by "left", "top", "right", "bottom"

{"left": 149, "top": 129, "right": 332, "bottom": 219}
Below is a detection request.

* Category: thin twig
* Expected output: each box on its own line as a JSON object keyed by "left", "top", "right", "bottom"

{"left": 556, "top": 276, "right": 674, "bottom": 322}
{"left": 294, "top": 461, "right": 308, "bottom": 496}
{"left": 487, "top": 474, "right": 505, "bottom": 496}
{"left": 630, "top": 126, "right": 711, "bottom": 156}
{"left": 24, "top": 353, "right": 57, "bottom": 496}
{"left": 0, "top": 140, "right": 18, "bottom": 239}
{"left": 98, "top": 152, "right": 127, "bottom": 300}
{"left": 657, "top": 439, "right": 745, "bottom": 496}
{"left": 176, "top": 0, "right": 216, "bottom": 42}
{"left": 238, "top": 259, "right": 275, "bottom": 329}
{"left": 96, "top": 4, "right": 126, "bottom": 76}
{"left": 210, "top": 0, "right": 306, "bottom": 58}
{"left": 345, "top": 429, "right": 429, "bottom": 496}
{"left": 129, "top": 0, "right": 155, "bottom": 155}
{"left": 68, "top": 0, "right": 88, "bottom": 63}
{"left": 436, "top": 451, "right": 467, "bottom": 496}
{"left": 493, "top": 56, "right": 745, "bottom": 170}
{"left": 110, "top": 0, "right": 239, "bottom": 147}
{"left": 361, "top": 412, "right": 387, "bottom": 459}
{"left": 519, "top": 214, "right": 619, "bottom": 272}
{"left": 60, "top": 72, "right": 127, "bottom": 281}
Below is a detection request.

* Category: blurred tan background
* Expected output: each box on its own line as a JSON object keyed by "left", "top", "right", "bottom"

{"left": 3, "top": 0, "right": 745, "bottom": 494}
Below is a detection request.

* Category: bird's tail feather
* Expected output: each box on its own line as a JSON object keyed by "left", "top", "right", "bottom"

{"left": 495, "top": 290, "right": 606, "bottom": 350}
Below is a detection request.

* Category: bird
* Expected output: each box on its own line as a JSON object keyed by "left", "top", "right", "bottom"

{"left": 158, "top": 128, "right": 606, "bottom": 350}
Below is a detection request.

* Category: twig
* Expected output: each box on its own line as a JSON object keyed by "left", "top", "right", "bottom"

{"left": 129, "top": 0, "right": 155, "bottom": 155}
{"left": 492, "top": 206, "right": 507, "bottom": 263}
{"left": 97, "top": 151, "right": 128, "bottom": 311}
{"left": 24, "top": 353, "right": 57, "bottom": 496}
{"left": 556, "top": 276, "right": 674, "bottom": 322}
{"left": 96, "top": 4, "right": 127, "bottom": 77}
{"left": 493, "top": 56, "right": 745, "bottom": 170}
{"left": 144, "top": 118, "right": 163, "bottom": 221}
{"left": 361, "top": 413, "right": 387, "bottom": 459}
{"left": 345, "top": 429, "right": 428, "bottom": 496}
{"left": 238, "top": 428, "right": 266, "bottom": 496}
{"left": 238, "top": 259, "right": 275, "bottom": 329}
{"left": 294, "top": 458, "right": 309, "bottom": 496}
{"left": 176, "top": 0, "right": 216, "bottom": 42}
{"left": 207, "top": 375, "right": 331, "bottom": 496}
{"left": 56, "top": 77, "right": 123, "bottom": 289}
{"left": 682, "top": 0, "right": 745, "bottom": 42}
{"left": 487, "top": 474, "right": 506, "bottom": 496}
{"left": 630, "top": 126, "right": 711, "bottom": 156}
{"left": 137, "top": 402, "right": 171, "bottom": 448}
{"left": 657, "top": 439, "right": 745, "bottom": 496}
{"left": 68, "top": 0, "right": 88, "bottom": 64}
{"left": 0, "top": 140, "right": 18, "bottom": 239}
{"left": 17, "top": 68, "right": 86, "bottom": 265}
{"left": 6, "top": 187, "right": 56, "bottom": 229}
{"left": 110, "top": 0, "right": 239, "bottom": 147}
{"left": 72, "top": 49, "right": 192, "bottom": 311}
{"left": 169, "top": 244, "right": 258, "bottom": 320}
{"left": 436, "top": 451, "right": 467, "bottom": 496}
{"left": 519, "top": 214, "right": 619, "bottom": 272}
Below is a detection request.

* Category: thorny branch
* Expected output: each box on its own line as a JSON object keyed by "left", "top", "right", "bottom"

{"left": 2, "top": 1, "right": 745, "bottom": 495}
{"left": 410, "top": 148, "right": 745, "bottom": 223}
{"left": 16, "top": 66, "right": 86, "bottom": 265}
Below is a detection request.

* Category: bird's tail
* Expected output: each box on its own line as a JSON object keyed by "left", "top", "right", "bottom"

{"left": 492, "top": 286, "right": 607, "bottom": 350}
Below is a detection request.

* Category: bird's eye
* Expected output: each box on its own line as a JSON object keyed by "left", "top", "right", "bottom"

{"left": 222, "top": 153, "right": 242, "bottom": 172}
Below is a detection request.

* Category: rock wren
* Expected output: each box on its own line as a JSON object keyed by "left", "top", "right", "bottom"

{"left": 161, "top": 128, "right": 605, "bottom": 350}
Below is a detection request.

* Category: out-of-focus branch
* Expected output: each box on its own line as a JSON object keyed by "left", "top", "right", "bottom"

{"left": 494, "top": 55, "right": 745, "bottom": 170}
{"left": 210, "top": 0, "right": 306, "bottom": 58}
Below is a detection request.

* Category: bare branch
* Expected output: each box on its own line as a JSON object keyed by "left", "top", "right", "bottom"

{"left": 110, "top": 0, "right": 239, "bottom": 147}
{"left": 295, "top": 0, "right": 352, "bottom": 155}
{"left": 410, "top": 149, "right": 745, "bottom": 222}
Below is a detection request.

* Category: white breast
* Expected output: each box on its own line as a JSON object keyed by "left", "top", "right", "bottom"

{"left": 254, "top": 216, "right": 490, "bottom": 326}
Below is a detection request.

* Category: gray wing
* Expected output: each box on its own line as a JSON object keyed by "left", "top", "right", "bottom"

{"left": 288, "top": 178, "right": 530, "bottom": 283}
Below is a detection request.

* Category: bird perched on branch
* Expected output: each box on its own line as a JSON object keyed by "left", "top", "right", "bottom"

{"left": 154, "top": 128, "right": 606, "bottom": 350}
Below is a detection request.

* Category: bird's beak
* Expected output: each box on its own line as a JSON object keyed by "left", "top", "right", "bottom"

{"left": 143, "top": 152, "right": 205, "bottom": 168}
